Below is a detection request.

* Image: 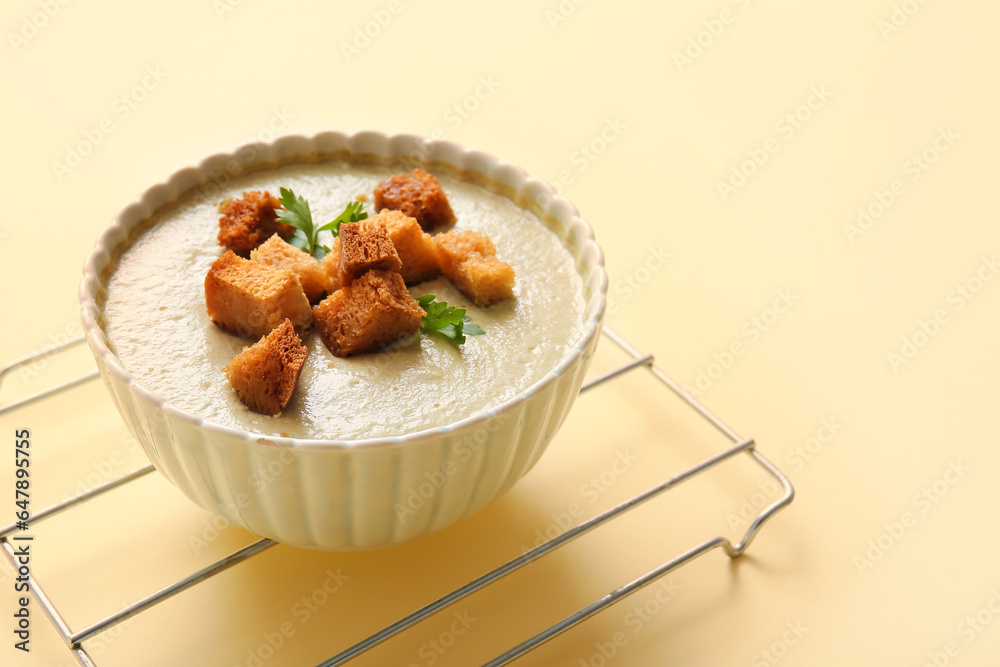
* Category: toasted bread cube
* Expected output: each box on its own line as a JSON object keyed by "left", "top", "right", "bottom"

{"left": 373, "top": 169, "right": 456, "bottom": 231}
{"left": 320, "top": 238, "right": 342, "bottom": 294}
{"left": 434, "top": 230, "right": 496, "bottom": 274}
{"left": 338, "top": 219, "right": 402, "bottom": 285}
{"left": 250, "top": 234, "right": 326, "bottom": 303}
{"left": 223, "top": 319, "right": 308, "bottom": 415}
{"left": 434, "top": 230, "right": 514, "bottom": 307}
{"left": 312, "top": 270, "right": 424, "bottom": 357}
{"left": 373, "top": 209, "right": 440, "bottom": 285}
{"left": 205, "top": 251, "right": 313, "bottom": 339}
{"left": 217, "top": 191, "right": 293, "bottom": 255}
{"left": 450, "top": 254, "right": 516, "bottom": 307}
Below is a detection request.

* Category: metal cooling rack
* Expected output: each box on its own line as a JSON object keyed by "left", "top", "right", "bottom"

{"left": 0, "top": 326, "right": 794, "bottom": 667}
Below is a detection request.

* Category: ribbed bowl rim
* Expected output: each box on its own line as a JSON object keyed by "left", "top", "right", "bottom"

{"left": 78, "top": 130, "right": 609, "bottom": 451}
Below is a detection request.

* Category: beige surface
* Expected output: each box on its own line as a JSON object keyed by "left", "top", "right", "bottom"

{"left": 2, "top": 1, "right": 998, "bottom": 665}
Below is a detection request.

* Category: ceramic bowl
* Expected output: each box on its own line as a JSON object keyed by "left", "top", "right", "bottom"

{"left": 79, "top": 131, "right": 607, "bottom": 550}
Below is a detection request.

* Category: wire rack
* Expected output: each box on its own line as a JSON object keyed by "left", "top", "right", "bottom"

{"left": 0, "top": 325, "right": 794, "bottom": 667}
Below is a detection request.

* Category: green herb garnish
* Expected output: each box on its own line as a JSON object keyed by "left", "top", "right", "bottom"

{"left": 276, "top": 187, "right": 367, "bottom": 261}
{"left": 416, "top": 294, "right": 485, "bottom": 345}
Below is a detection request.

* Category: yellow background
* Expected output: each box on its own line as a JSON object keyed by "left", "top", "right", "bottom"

{"left": 2, "top": 0, "right": 999, "bottom": 665}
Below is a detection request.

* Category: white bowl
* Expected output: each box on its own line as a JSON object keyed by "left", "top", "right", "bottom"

{"left": 79, "top": 131, "right": 607, "bottom": 550}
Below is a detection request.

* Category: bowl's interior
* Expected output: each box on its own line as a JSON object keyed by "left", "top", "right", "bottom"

{"left": 80, "top": 132, "right": 608, "bottom": 450}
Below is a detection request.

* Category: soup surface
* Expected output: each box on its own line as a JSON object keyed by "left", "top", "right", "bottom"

{"left": 103, "top": 162, "right": 587, "bottom": 440}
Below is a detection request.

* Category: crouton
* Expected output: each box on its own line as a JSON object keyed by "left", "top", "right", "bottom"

{"left": 373, "top": 169, "right": 456, "bottom": 231}
{"left": 320, "top": 238, "right": 342, "bottom": 294}
{"left": 217, "top": 190, "right": 293, "bottom": 255}
{"left": 434, "top": 230, "right": 515, "bottom": 307}
{"left": 434, "top": 230, "right": 496, "bottom": 274}
{"left": 223, "top": 319, "right": 308, "bottom": 415}
{"left": 449, "top": 253, "right": 516, "bottom": 307}
{"left": 338, "top": 219, "right": 402, "bottom": 285}
{"left": 250, "top": 234, "right": 327, "bottom": 303}
{"left": 372, "top": 209, "right": 440, "bottom": 285}
{"left": 205, "top": 251, "right": 313, "bottom": 339}
{"left": 312, "top": 270, "right": 424, "bottom": 357}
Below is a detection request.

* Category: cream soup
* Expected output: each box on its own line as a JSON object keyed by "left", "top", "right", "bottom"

{"left": 102, "top": 162, "right": 586, "bottom": 440}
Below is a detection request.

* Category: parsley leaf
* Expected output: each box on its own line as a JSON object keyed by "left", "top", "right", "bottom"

{"left": 416, "top": 294, "right": 485, "bottom": 345}
{"left": 275, "top": 187, "right": 314, "bottom": 253}
{"left": 275, "top": 187, "right": 368, "bottom": 261}
{"left": 318, "top": 201, "right": 367, "bottom": 239}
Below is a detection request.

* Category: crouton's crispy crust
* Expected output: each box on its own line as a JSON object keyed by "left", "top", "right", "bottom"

{"left": 434, "top": 230, "right": 515, "bottom": 307}
{"left": 205, "top": 251, "right": 313, "bottom": 339}
{"left": 320, "top": 238, "right": 342, "bottom": 294}
{"left": 223, "top": 319, "right": 307, "bottom": 415}
{"left": 373, "top": 209, "right": 441, "bottom": 285}
{"left": 312, "top": 270, "right": 424, "bottom": 357}
{"left": 451, "top": 254, "right": 516, "bottom": 307}
{"left": 217, "top": 191, "right": 293, "bottom": 255}
{"left": 373, "top": 169, "right": 456, "bottom": 231}
{"left": 251, "top": 234, "right": 327, "bottom": 302}
{"left": 434, "top": 230, "right": 496, "bottom": 274}
{"left": 339, "top": 219, "right": 402, "bottom": 285}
